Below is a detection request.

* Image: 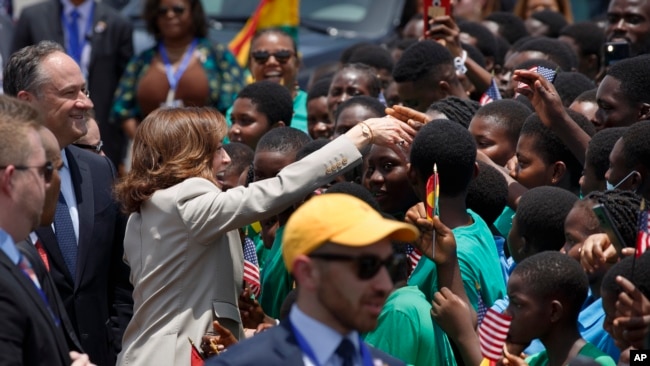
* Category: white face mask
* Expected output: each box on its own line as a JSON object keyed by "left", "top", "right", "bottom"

{"left": 606, "top": 170, "right": 639, "bottom": 191}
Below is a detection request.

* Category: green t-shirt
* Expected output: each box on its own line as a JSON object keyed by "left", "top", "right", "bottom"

{"left": 364, "top": 286, "right": 457, "bottom": 366}
{"left": 258, "top": 226, "right": 294, "bottom": 319}
{"left": 494, "top": 206, "right": 515, "bottom": 240}
{"left": 525, "top": 342, "right": 616, "bottom": 366}
{"left": 407, "top": 209, "right": 506, "bottom": 310}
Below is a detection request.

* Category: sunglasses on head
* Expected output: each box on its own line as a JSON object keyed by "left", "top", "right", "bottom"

{"left": 308, "top": 252, "right": 405, "bottom": 280}
{"left": 251, "top": 50, "right": 293, "bottom": 64}
{"left": 0, "top": 161, "right": 54, "bottom": 184}
{"left": 157, "top": 4, "right": 186, "bottom": 17}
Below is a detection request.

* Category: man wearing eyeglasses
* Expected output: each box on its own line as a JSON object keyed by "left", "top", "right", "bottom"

{"left": 4, "top": 41, "right": 131, "bottom": 366}
{"left": 0, "top": 107, "right": 73, "bottom": 365}
{"left": 209, "top": 194, "right": 415, "bottom": 366}
{"left": 11, "top": 0, "right": 133, "bottom": 169}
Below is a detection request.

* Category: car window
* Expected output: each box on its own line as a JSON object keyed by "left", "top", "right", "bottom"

{"left": 124, "top": 0, "right": 400, "bottom": 38}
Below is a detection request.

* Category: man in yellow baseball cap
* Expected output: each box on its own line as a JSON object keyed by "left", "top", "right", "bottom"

{"left": 210, "top": 193, "right": 418, "bottom": 366}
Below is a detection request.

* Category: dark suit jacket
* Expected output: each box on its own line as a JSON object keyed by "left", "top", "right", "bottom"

{"left": 0, "top": 11, "right": 12, "bottom": 67}
{"left": 35, "top": 146, "right": 132, "bottom": 366}
{"left": 0, "top": 249, "right": 71, "bottom": 366}
{"left": 16, "top": 239, "right": 84, "bottom": 354}
{"left": 206, "top": 321, "right": 405, "bottom": 366}
{"left": 12, "top": 0, "right": 134, "bottom": 167}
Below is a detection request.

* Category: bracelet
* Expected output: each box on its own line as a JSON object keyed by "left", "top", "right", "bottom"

{"left": 454, "top": 50, "right": 467, "bottom": 75}
{"left": 358, "top": 122, "right": 374, "bottom": 143}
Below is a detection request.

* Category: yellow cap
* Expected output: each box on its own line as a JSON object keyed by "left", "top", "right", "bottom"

{"left": 282, "top": 193, "right": 420, "bottom": 272}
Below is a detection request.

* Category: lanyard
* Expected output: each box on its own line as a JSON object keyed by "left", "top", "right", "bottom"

{"left": 18, "top": 253, "right": 61, "bottom": 327}
{"left": 158, "top": 38, "right": 198, "bottom": 92}
{"left": 62, "top": 2, "right": 95, "bottom": 64}
{"left": 289, "top": 320, "right": 374, "bottom": 366}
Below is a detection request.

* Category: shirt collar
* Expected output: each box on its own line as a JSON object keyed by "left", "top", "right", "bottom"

{"left": 289, "top": 304, "right": 360, "bottom": 366}
{"left": 61, "top": 0, "right": 93, "bottom": 20}
{"left": 60, "top": 149, "right": 69, "bottom": 170}
{"left": 0, "top": 228, "right": 20, "bottom": 265}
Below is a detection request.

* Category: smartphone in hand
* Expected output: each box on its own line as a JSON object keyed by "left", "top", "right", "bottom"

{"left": 603, "top": 41, "right": 631, "bottom": 66}
{"left": 423, "top": 0, "right": 451, "bottom": 37}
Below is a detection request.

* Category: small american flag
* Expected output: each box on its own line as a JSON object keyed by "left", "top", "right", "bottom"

{"left": 517, "top": 65, "right": 557, "bottom": 91}
{"left": 636, "top": 200, "right": 650, "bottom": 258}
{"left": 242, "top": 237, "right": 261, "bottom": 297}
{"left": 480, "top": 78, "right": 502, "bottom": 106}
{"left": 478, "top": 308, "right": 512, "bottom": 361}
{"left": 531, "top": 65, "right": 558, "bottom": 83}
{"left": 404, "top": 245, "right": 422, "bottom": 276}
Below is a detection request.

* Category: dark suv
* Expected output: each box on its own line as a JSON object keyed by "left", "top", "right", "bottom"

{"left": 120, "top": 0, "right": 410, "bottom": 88}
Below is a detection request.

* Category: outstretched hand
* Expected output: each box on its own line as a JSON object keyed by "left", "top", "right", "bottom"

{"left": 580, "top": 233, "right": 633, "bottom": 273}
{"left": 201, "top": 320, "right": 238, "bottom": 358}
{"left": 385, "top": 105, "right": 429, "bottom": 129}
{"left": 512, "top": 69, "right": 566, "bottom": 127}
{"left": 614, "top": 275, "right": 650, "bottom": 349}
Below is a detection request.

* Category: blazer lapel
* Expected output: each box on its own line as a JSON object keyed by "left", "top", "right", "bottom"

{"left": 65, "top": 148, "right": 94, "bottom": 288}
{"left": 0, "top": 251, "right": 59, "bottom": 329}
{"left": 275, "top": 321, "right": 308, "bottom": 365}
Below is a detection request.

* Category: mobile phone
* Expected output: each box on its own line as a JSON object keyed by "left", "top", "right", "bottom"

{"left": 603, "top": 41, "right": 631, "bottom": 66}
{"left": 423, "top": 0, "right": 451, "bottom": 37}
{"left": 592, "top": 203, "right": 627, "bottom": 256}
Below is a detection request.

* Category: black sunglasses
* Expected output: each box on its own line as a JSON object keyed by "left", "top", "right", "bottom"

{"left": 73, "top": 140, "right": 103, "bottom": 154}
{"left": 157, "top": 5, "right": 186, "bottom": 17}
{"left": 308, "top": 252, "right": 405, "bottom": 280}
{"left": 251, "top": 50, "right": 293, "bottom": 64}
{"left": 0, "top": 161, "right": 54, "bottom": 183}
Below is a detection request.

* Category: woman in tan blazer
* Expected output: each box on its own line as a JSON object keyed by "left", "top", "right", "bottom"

{"left": 113, "top": 107, "right": 414, "bottom": 365}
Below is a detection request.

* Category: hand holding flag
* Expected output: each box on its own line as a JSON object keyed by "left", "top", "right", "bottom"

{"left": 478, "top": 308, "right": 512, "bottom": 361}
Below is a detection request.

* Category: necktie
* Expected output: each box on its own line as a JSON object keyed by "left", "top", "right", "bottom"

{"left": 18, "top": 253, "right": 60, "bottom": 326}
{"left": 68, "top": 9, "right": 81, "bottom": 64}
{"left": 335, "top": 338, "right": 356, "bottom": 366}
{"left": 54, "top": 194, "right": 77, "bottom": 279}
{"left": 35, "top": 239, "right": 50, "bottom": 272}
{"left": 18, "top": 252, "right": 41, "bottom": 290}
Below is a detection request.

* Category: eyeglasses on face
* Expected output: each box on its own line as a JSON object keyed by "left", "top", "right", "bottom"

{"left": 251, "top": 50, "right": 294, "bottom": 64}
{"left": 73, "top": 140, "right": 103, "bottom": 154}
{"left": 157, "top": 4, "right": 186, "bottom": 17}
{"left": 0, "top": 161, "right": 54, "bottom": 183}
{"left": 308, "top": 252, "right": 405, "bottom": 280}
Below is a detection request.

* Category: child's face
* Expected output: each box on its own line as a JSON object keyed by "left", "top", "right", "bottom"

{"left": 579, "top": 154, "right": 605, "bottom": 196}
{"left": 327, "top": 70, "right": 374, "bottom": 121}
{"left": 229, "top": 98, "right": 272, "bottom": 150}
{"left": 507, "top": 216, "right": 527, "bottom": 264}
{"left": 468, "top": 115, "right": 516, "bottom": 167}
{"left": 362, "top": 145, "right": 417, "bottom": 214}
{"left": 510, "top": 134, "right": 556, "bottom": 189}
{"left": 334, "top": 105, "right": 380, "bottom": 138}
{"left": 253, "top": 150, "right": 295, "bottom": 182}
{"left": 307, "top": 96, "right": 333, "bottom": 140}
{"left": 506, "top": 272, "right": 549, "bottom": 345}
{"left": 561, "top": 202, "right": 601, "bottom": 261}
{"left": 601, "top": 289, "right": 630, "bottom": 350}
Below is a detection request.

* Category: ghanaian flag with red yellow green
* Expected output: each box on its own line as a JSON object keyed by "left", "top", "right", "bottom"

{"left": 228, "top": 0, "right": 300, "bottom": 67}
